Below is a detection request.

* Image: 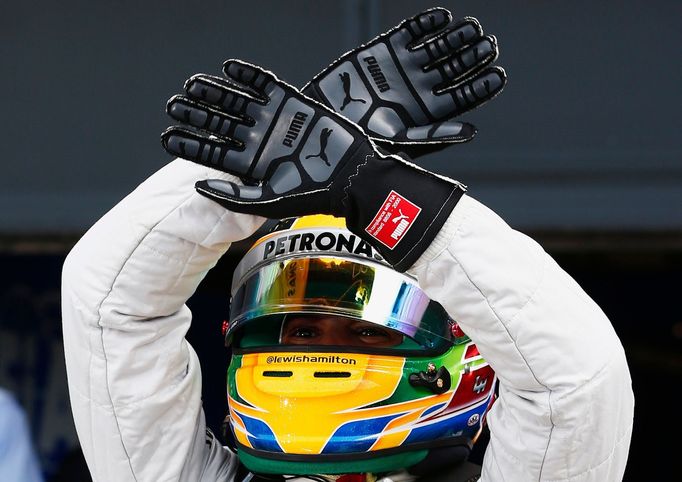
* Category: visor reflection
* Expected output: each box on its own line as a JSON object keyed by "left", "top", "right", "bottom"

{"left": 229, "top": 257, "right": 456, "bottom": 351}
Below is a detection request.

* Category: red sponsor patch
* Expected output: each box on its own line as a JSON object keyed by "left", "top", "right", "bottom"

{"left": 365, "top": 190, "right": 421, "bottom": 249}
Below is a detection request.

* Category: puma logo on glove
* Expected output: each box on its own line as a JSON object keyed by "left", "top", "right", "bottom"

{"left": 305, "top": 128, "right": 334, "bottom": 166}
{"left": 339, "top": 73, "right": 367, "bottom": 111}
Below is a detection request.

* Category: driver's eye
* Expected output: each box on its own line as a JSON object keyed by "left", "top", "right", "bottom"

{"left": 358, "top": 327, "right": 385, "bottom": 337}
{"left": 354, "top": 325, "right": 391, "bottom": 339}
{"left": 290, "top": 327, "right": 317, "bottom": 338}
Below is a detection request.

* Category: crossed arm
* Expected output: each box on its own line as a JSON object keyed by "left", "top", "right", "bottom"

{"left": 62, "top": 159, "right": 633, "bottom": 481}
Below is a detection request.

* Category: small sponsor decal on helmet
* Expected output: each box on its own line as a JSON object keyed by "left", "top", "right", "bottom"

{"left": 467, "top": 413, "right": 480, "bottom": 427}
{"left": 365, "top": 191, "right": 421, "bottom": 249}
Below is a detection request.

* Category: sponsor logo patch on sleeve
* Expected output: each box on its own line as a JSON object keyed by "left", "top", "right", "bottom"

{"left": 365, "top": 190, "right": 421, "bottom": 249}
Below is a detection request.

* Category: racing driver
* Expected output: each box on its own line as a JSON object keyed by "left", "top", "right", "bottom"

{"left": 61, "top": 7, "right": 634, "bottom": 482}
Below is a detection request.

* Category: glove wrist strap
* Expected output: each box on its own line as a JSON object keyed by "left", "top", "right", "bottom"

{"left": 340, "top": 149, "right": 464, "bottom": 272}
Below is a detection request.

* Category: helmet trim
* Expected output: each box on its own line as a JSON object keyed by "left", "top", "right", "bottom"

{"left": 235, "top": 433, "right": 472, "bottom": 462}
{"left": 237, "top": 447, "right": 428, "bottom": 475}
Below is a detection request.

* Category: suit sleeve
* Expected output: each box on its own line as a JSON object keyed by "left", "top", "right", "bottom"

{"left": 61, "top": 159, "right": 266, "bottom": 481}
{"left": 408, "top": 194, "right": 634, "bottom": 482}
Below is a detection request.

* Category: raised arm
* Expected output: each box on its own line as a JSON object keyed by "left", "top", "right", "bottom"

{"left": 409, "top": 194, "right": 634, "bottom": 481}
{"left": 61, "top": 159, "right": 265, "bottom": 481}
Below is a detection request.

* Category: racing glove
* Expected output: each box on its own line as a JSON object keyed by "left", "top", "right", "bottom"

{"left": 161, "top": 60, "right": 465, "bottom": 271}
{"left": 302, "top": 6, "right": 506, "bottom": 157}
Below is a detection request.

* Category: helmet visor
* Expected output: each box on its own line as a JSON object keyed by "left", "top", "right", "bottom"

{"left": 228, "top": 256, "right": 459, "bottom": 352}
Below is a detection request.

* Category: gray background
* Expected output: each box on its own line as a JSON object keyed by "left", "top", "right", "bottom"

{"left": 2, "top": 0, "right": 681, "bottom": 234}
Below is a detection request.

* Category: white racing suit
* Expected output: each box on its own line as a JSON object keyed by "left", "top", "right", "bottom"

{"left": 61, "top": 159, "right": 634, "bottom": 481}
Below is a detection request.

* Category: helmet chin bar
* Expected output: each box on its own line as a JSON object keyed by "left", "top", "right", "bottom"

{"left": 234, "top": 435, "right": 473, "bottom": 476}
{"left": 222, "top": 408, "right": 475, "bottom": 475}
{"left": 236, "top": 434, "right": 472, "bottom": 461}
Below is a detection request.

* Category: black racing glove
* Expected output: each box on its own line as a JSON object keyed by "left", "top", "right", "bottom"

{"left": 302, "top": 6, "right": 506, "bottom": 157}
{"left": 161, "top": 60, "right": 465, "bottom": 271}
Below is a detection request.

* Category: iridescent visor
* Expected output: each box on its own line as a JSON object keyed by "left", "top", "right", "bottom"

{"left": 228, "top": 256, "right": 458, "bottom": 352}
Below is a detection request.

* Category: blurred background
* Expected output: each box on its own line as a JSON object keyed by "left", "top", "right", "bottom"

{"left": 1, "top": 0, "right": 680, "bottom": 480}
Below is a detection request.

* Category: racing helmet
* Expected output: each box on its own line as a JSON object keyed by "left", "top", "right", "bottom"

{"left": 224, "top": 215, "right": 496, "bottom": 475}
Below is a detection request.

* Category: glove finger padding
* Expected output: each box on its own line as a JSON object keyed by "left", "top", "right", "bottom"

{"left": 223, "top": 60, "right": 277, "bottom": 93}
{"left": 434, "top": 65, "right": 506, "bottom": 110}
{"left": 161, "top": 126, "right": 241, "bottom": 165}
{"left": 183, "top": 74, "right": 262, "bottom": 122}
{"left": 415, "top": 20, "right": 482, "bottom": 61}
{"left": 428, "top": 36, "right": 499, "bottom": 91}
{"left": 166, "top": 95, "right": 252, "bottom": 141}
{"left": 400, "top": 7, "right": 453, "bottom": 44}
{"left": 302, "top": 7, "right": 506, "bottom": 154}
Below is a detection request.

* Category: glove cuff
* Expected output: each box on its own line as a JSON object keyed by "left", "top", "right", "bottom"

{"left": 338, "top": 146, "right": 465, "bottom": 272}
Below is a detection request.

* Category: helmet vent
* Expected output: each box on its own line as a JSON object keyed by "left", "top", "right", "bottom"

{"left": 262, "top": 370, "right": 293, "bottom": 377}
{"left": 313, "top": 371, "right": 352, "bottom": 378}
